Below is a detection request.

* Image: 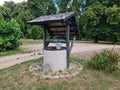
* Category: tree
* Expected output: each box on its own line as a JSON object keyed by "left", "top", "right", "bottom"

{"left": 83, "top": 1, "right": 107, "bottom": 43}
{"left": 0, "top": 6, "right": 11, "bottom": 20}
{"left": 28, "top": 0, "right": 56, "bottom": 17}
{"left": 105, "top": 5, "right": 120, "bottom": 43}
{"left": 57, "top": 0, "right": 71, "bottom": 13}
{"left": 80, "top": 0, "right": 120, "bottom": 43}
{"left": 69, "top": 0, "right": 83, "bottom": 15}
{"left": 15, "top": 2, "right": 33, "bottom": 38}
{"left": 3, "top": 1, "right": 17, "bottom": 18}
{"left": 0, "top": 18, "right": 21, "bottom": 51}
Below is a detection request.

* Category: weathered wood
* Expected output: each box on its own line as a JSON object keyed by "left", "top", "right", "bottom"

{"left": 43, "top": 26, "right": 47, "bottom": 49}
{"left": 66, "top": 24, "right": 70, "bottom": 68}
{"left": 70, "top": 36, "right": 76, "bottom": 53}
{"left": 27, "top": 12, "right": 79, "bottom": 71}
{"left": 48, "top": 22, "right": 66, "bottom": 26}
{"left": 50, "top": 30, "right": 76, "bottom": 33}
{"left": 50, "top": 27, "right": 77, "bottom": 30}
{"left": 52, "top": 33, "right": 75, "bottom": 35}
{"left": 27, "top": 12, "right": 79, "bottom": 37}
{"left": 27, "top": 12, "right": 74, "bottom": 24}
{"left": 45, "top": 39, "right": 66, "bottom": 43}
{"left": 48, "top": 25, "right": 77, "bottom": 28}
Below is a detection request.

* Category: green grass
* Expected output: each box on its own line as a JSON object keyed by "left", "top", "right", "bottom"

{"left": 0, "top": 57, "right": 120, "bottom": 90}
{"left": 21, "top": 39, "right": 42, "bottom": 44}
{"left": 0, "top": 49, "right": 30, "bottom": 56}
{"left": 75, "top": 39, "right": 120, "bottom": 45}
{"left": 0, "top": 39, "right": 42, "bottom": 56}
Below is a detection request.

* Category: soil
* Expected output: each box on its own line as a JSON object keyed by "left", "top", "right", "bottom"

{"left": 0, "top": 43, "right": 120, "bottom": 69}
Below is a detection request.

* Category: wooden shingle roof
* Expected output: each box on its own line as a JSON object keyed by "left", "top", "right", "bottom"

{"left": 27, "top": 12, "right": 79, "bottom": 36}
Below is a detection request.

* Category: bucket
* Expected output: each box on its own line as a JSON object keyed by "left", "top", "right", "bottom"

{"left": 56, "top": 42, "right": 61, "bottom": 49}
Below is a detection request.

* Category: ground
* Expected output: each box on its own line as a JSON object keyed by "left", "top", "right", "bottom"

{"left": 0, "top": 42, "right": 120, "bottom": 90}
{"left": 0, "top": 57, "right": 120, "bottom": 90}
{"left": 0, "top": 42, "right": 120, "bottom": 69}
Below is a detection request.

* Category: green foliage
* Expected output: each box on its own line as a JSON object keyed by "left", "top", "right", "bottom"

{"left": 16, "top": 16, "right": 25, "bottom": 38}
{"left": 105, "top": 5, "right": 120, "bottom": 43}
{"left": 29, "top": 25, "right": 42, "bottom": 40}
{"left": 105, "top": 5, "right": 120, "bottom": 25}
{"left": 3, "top": 1, "right": 17, "bottom": 18}
{"left": 56, "top": 0, "right": 70, "bottom": 13}
{"left": 0, "top": 0, "right": 120, "bottom": 41}
{"left": 88, "top": 49, "right": 120, "bottom": 73}
{"left": 16, "top": 2, "right": 33, "bottom": 38}
{"left": 0, "top": 5, "right": 11, "bottom": 20}
{"left": 81, "top": 0, "right": 120, "bottom": 43}
{"left": 28, "top": 0, "right": 56, "bottom": 17}
{"left": 0, "top": 18, "right": 21, "bottom": 51}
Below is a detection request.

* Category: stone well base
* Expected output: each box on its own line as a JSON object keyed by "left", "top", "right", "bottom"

{"left": 29, "top": 62, "right": 83, "bottom": 79}
{"left": 43, "top": 49, "right": 66, "bottom": 72}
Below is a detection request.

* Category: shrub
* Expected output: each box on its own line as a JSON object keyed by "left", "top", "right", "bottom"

{"left": 88, "top": 49, "right": 120, "bottom": 73}
{"left": 29, "top": 25, "right": 43, "bottom": 40}
{"left": 0, "top": 18, "right": 21, "bottom": 51}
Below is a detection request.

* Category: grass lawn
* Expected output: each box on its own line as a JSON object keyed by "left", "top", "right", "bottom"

{"left": 0, "top": 57, "right": 120, "bottom": 90}
{"left": 0, "top": 49, "right": 30, "bottom": 56}
{"left": 20, "top": 39, "right": 42, "bottom": 45}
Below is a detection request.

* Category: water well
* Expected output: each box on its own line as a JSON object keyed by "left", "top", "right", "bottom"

{"left": 27, "top": 12, "right": 79, "bottom": 72}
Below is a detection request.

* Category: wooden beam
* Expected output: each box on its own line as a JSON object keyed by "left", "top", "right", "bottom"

{"left": 49, "top": 27, "right": 77, "bottom": 31}
{"left": 51, "top": 31, "right": 75, "bottom": 33}
{"left": 45, "top": 39, "right": 66, "bottom": 43}
{"left": 48, "top": 25, "right": 77, "bottom": 28}
{"left": 69, "top": 36, "right": 76, "bottom": 53}
{"left": 48, "top": 22, "right": 66, "bottom": 26}
{"left": 52, "top": 33, "right": 75, "bottom": 36}
{"left": 66, "top": 24, "right": 70, "bottom": 68}
{"left": 43, "top": 26, "right": 47, "bottom": 49}
{"left": 52, "top": 32, "right": 75, "bottom": 34}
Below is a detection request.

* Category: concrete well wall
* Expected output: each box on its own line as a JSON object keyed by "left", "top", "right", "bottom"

{"left": 43, "top": 49, "right": 66, "bottom": 71}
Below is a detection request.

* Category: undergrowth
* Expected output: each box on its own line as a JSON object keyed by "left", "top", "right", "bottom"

{"left": 88, "top": 49, "right": 120, "bottom": 73}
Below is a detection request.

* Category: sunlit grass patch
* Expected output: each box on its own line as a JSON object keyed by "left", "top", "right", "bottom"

{"left": 0, "top": 49, "right": 30, "bottom": 56}
{"left": 20, "top": 39, "right": 42, "bottom": 45}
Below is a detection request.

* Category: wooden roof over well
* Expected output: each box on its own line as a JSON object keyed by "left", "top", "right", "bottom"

{"left": 27, "top": 12, "right": 79, "bottom": 36}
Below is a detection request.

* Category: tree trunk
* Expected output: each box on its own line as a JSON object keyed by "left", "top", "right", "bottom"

{"left": 93, "top": 36, "right": 99, "bottom": 43}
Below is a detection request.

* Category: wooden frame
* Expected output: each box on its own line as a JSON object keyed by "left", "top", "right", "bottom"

{"left": 27, "top": 12, "right": 78, "bottom": 69}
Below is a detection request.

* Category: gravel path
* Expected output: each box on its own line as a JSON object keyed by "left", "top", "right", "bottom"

{"left": 0, "top": 43, "right": 120, "bottom": 69}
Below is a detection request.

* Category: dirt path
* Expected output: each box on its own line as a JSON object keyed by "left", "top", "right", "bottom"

{"left": 71, "top": 43, "right": 120, "bottom": 59}
{"left": 0, "top": 52, "right": 42, "bottom": 69}
{"left": 0, "top": 43, "right": 120, "bottom": 69}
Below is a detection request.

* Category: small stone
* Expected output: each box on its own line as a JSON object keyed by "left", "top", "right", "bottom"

{"left": 37, "top": 52, "right": 41, "bottom": 55}
{"left": 29, "top": 62, "right": 83, "bottom": 79}
{"left": 43, "top": 64, "right": 50, "bottom": 73}
{"left": 54, "top": 76, "right": 59, "bottom": 79}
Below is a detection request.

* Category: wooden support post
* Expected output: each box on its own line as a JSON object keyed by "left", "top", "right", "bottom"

{"left": 66, "top": 24, "right": 70, "bottom": 68}
{"left": 43, "top": 26, "right": 47, "bottom": 49}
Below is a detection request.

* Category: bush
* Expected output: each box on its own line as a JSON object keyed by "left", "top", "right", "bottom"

{"left": 0, "top": 18, "right": 21, "bottom": 51}
{"left": 29, "top": 25, "right": 43, "bottom": 40}
{"left": 88, "top": 49, "right": 120, "bottom": 73}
